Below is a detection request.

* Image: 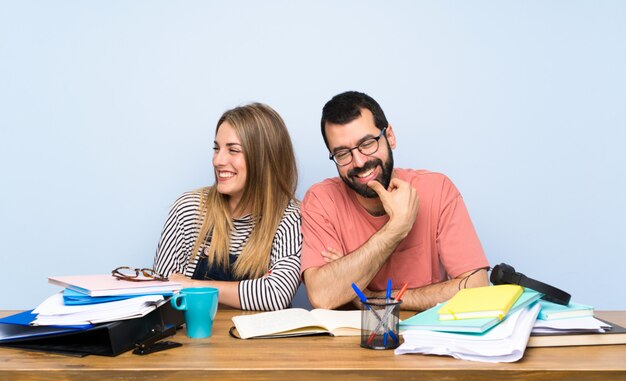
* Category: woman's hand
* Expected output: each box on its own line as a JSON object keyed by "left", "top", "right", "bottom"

{"left": 168, "top": 273, "right": 197, "bottom": 288}
{"left": 167, "top": 273, "right": 242, "bottom": 309}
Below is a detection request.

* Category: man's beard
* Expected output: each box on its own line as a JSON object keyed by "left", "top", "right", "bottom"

{"left": 340, "top": 150, "right": 394, "bottom": 199}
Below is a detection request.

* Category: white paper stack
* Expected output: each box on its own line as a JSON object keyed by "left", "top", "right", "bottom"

{"left": 532, "top": 316, "right": 610, "bottom": 334}
{"left": 31, "top": 292, "right": 165, "bottom": 326}
{"left": 395, "top": 303, "right": 541, "bottom": 363}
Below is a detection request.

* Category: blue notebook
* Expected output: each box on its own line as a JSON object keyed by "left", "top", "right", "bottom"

{"left": 62, "top": 288, "right": 174, "bottom": 305}
{"left": 400, "top": 288, "right": 542, "bottom": 334}
{"left": 537, "top": 300, "right": 594, "bottom": 320}
{"left": 0, "top": 310, "right": 91, "bottom": 342}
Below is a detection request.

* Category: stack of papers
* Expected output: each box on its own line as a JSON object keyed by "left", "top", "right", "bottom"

{"left": 396, "top": 303, "right": 541, "bottom": 363}
{"left": 533, "top": 316, "right": 608, "bottom": 334}
{"left": 16, "top": 273, "right": 183, "bottom": 326}
{"left": 32, "top": 292, "right": 165, "bottom": 326}
{"left": 528, "top": 317, "right": 626, "bottom": 347}
{"left": 524, "top": 299, "right": 625, "bottom": 347}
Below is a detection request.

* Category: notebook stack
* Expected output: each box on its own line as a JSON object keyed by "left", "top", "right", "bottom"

{"left": 397, "top": 285, "right": 542, "bottom": 362}
{"left": 528, "top": 299, "right": 626, "bottom": 347}
{"left": 29, "top": 274, "right": 183, "bottom": 326}
{"left": 0, "top": 274, "right": 184, "bottom": 356}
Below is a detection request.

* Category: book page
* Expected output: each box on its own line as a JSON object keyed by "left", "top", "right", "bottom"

{"left": 310, "top": 309, "right": 361, "bottom": 335}
{"left": 232, "top": 308, "right": 326, "bottom": 339}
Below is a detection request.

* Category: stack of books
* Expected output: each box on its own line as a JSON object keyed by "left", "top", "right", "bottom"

{"left": 29, "top": 274, "right": 183, "bottom": 326}
{"left": 0, "top": 273, "right": 184, "bottom": 356}
{"left": 398, "top": 285, "right": 626, "bottom": 361}
{"left": 0, "top": 274, "right": 182, "bottom": 330}
{"left": 49, "top": 274, "right": 182, "bottom": 298}
{"left": 528, "top": 299, "right": 626, "bottom": 347}
{"left": 397, "top": 285, "right": 542, "bottom": 362}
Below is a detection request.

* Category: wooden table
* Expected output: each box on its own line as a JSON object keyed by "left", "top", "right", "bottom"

{"left": 1, "top": 310, "right": 625, "bottom": 380}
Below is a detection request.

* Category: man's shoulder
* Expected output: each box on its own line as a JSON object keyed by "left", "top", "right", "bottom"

{"left": 302, "top": 177, "right": 352, "bottom": 212}
{"left": 396, "top": 168, "right": 451, "bottom": 185}
{"left": 305, "top": 177, "right": 345, "bottom": 196}
{"left": 397, "top": 169, "right": 461, "bottom": 202}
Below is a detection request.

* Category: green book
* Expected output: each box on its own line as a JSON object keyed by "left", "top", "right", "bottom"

{"left": 537, "top": 300, "right": 594, "bottom": 320}
{"left": 400, "top": 289, "right": 542, "bottom": 334}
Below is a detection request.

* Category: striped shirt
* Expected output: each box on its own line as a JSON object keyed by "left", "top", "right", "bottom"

{"left": 153, "top": 191, "right": 302, "bottom": 311}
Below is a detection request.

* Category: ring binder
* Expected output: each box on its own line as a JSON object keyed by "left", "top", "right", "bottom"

{"left": 0, "top": 300, "right": 184, "bottom": 356}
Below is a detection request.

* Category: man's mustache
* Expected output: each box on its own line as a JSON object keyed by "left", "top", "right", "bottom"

{"left": 347, "top": 159, "right": 382, "bottom": 178}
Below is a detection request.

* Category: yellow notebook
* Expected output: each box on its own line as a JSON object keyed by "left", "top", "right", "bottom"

{"left": 438, "top": 285, "right": 524, "bottom": 321}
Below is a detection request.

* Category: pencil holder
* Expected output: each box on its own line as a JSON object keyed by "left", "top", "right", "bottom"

{"left": 360, "top": 297, "right": 402, "bottom": 350}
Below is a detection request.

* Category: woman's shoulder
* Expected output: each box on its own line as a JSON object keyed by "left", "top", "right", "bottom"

{"left": 283, "top": 199, "right": 301, "bottom": 218}
{"left": 170, "top": 188, "right": 209, "bottom": 212}
{"left": 272, "top": 200, "right": 302, "bottom": 245}
{"left": 273, "top": 199, "right": 301, "bottom": 229}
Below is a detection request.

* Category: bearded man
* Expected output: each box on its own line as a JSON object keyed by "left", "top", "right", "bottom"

{"left": 300, "top": 91, "right": 489, "bottom": 311}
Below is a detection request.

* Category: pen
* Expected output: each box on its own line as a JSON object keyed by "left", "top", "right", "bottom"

{"left": 383, "top": 279, "right": 392, "bottom": 346}
{"left": 351, "top": 283, "right": 369, "bottom": 305}
{"left": 352, "top": 283, "right": 399, "bottom": 343}
{"left": 395, "top": 283, "right": 409, "bottom": 302}
{"left": 366, "top": 282, "right": 408, "bottom": 346}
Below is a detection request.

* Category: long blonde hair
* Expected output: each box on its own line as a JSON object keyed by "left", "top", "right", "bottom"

{"left": 190, "top": 103, "right": 298, "bottom": 279}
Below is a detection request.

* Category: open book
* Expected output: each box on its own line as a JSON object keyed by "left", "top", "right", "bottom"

{"left": 231, "top": 308, "right": 361, "bottom": 339}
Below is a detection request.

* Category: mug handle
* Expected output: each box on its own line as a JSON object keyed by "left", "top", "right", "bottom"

{"left": 170, "top": 294, "right": 187, "bottom": 311}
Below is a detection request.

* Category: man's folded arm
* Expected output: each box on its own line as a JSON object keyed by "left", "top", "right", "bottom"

{"left": 304, "top": 223, "right": 409, "bottom": 309}
{"left": 365, "top": 268, "right": 489, "bottom": 311}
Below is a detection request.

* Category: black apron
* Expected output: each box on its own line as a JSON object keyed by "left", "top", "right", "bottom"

{"left": 191, "top": 254, "right": 239, "bottom": 281}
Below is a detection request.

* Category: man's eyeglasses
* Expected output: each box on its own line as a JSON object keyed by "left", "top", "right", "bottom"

{"left": 112, "top": 266, "right": 168, "bottom": 282}
{"left": 328, "top": 127, "right": 387, "bottom": 166}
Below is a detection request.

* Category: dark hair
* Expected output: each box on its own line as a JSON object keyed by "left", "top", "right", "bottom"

{"left": 320, "top": 91, "right": 389, "bottom": 148}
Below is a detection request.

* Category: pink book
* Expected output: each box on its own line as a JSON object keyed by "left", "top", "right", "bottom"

{"left": 49, "top": 274, "right": 182, "bottom": 297}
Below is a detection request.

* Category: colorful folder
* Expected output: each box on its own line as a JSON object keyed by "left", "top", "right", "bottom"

{"left": 62, "top": 288, "right": 174, "bottom": 305}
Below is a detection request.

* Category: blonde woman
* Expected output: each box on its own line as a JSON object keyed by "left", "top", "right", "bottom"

{"left": 154, "top": 103, "right": 301, "bottom": 311}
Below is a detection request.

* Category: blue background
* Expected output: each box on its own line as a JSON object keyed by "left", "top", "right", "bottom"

{"left": 1, "top": 1, "right": 624, "bottom": 310}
